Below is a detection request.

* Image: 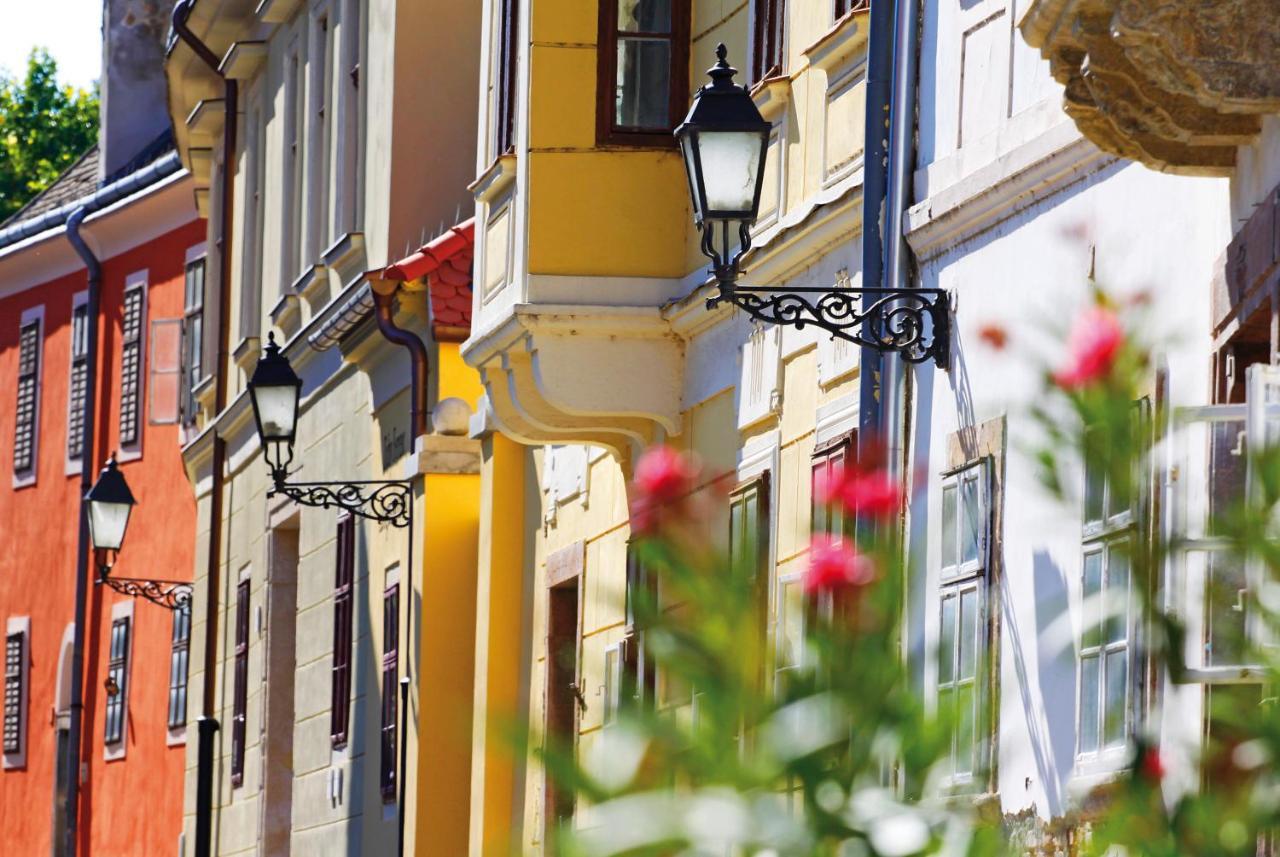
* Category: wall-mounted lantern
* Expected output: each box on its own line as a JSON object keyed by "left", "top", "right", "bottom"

{"left": 676, "top": 45, "right": 949, "bottom": 366}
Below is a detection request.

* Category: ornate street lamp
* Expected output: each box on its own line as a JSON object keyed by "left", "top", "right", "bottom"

{"left": 86, "top": 456, "right": 191, "bottom": 609}
{"left": 246, "top": 333, "right": 412, "bottom": 527}
{"left": 676, "top": 45, "right": 949, "bottom": 367}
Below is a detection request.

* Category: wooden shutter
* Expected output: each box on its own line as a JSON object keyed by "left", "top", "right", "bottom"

{"left": 119, "top": 285, "right": 145, "bottom": 446}
{"left": 231, "top": 580, "right": 250, "bottom": 786}
{"left": 67, "top": 303, "right": 89, "bottom": 459}
{"left": 331, "top": 514, "right": 355, "bottom": 746}
{"left": 3, "top": 632, "right": 24, "bottom": 753}
{"left": 14, "top": 319, "right": 40, "bottom": 474}
{"left": 379, "top": 581, "right": 400, "bottom": 802}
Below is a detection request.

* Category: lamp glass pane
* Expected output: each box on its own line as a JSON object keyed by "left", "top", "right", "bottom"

{"left": 698, "top": 130, "right": 765, "bottom": 214}
{"left": 89, "top": 500, "right": 131, "bottom": 551}
{"left": 254, "top": 384, "right": 299, "bottom": 440}
{"left": 680, "top": 133, "right": 704, "bottom": 222}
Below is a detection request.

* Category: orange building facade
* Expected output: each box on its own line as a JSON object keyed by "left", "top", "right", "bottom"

{"left": 0, "top": 147, "right": 204, "bottom": 854}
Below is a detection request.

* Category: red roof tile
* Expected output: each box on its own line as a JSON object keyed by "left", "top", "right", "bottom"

{"left": 378, "top": 219, "right": 475, "bottom": 341}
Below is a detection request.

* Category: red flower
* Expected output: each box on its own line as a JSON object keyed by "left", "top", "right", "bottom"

{"left": 1139, "top": 745, "right": 1165, "bottom": 784}
{"left": 634, "top": 445, "right": 696, "bottom": 504}
{"left": 804, "top": 535, "right": 876, "bottom": 595}
{"left": 816, "top": 463, "right": 901, "bottom": 520}
{"left": 1052, "top": 306, "right": 1125, "bottom": 390}
{"left": 977, "top": 323, "right": 1009, "bottom": 351}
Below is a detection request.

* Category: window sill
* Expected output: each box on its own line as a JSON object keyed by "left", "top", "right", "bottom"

{"left": 751, "top": 75, "right": 792, "bottom": 123}
{"left": 166, "top": 725, "right": 187, "bottom": 747}
{"left": 104, "top": 740, "right": 126, "bottom": 763}
{"left": 803, "top": 6, "right": 871, "bottom": 73}
{"left": 233, "top": 336, "right": 261, "bottom": 376}
{"left": 595, "top": 129, "right": 679, "bottom": 149}
{"left": 469, "top": 153, "right": 518, "bottom": 204}
{"left": 193, "top": 373, "right": 216, "bottom": 418}
{"left": 12, "top": 469, "right": 36, "bottom": 491}
{"left": 292, "top": 264, "right": 330, "bottom": 309}
{"left": 255, "top": 0, "right": 301, "bottom": 24}
{"left": 322, "top": 232, "right": 366, "bottom": 279}
{"left": 270, "top": 291, "right": 302, "bottom": 339}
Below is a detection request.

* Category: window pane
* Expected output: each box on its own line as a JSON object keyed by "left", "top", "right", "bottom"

{"left": 959, "top": 588, "right": 978, "bottom": 680}
{"left": 1106, "top": 545, "right": 1129, "bottom": 646}
{"left": 778, "top": 579, "right": 804, "bottom": 672}
{"left": 1207, "top": 550, "right": 1249, "bottom": 667}
{"left": 1103, "top": 648, "right": 1128, "bottom": 747}
{"left": 616, "top": 38, "right": 671, "bottom": 130}
{"left": 939, "top": 593, "right": 956, "bottom": 686}
{"left": 960, "top": 472, "right": 981, "bottom": 565}
{"left": 1082, "top": 551, "right": 1103, "bottom": 650}
{"left": 941, "top": 484, "right": 957, "bottom": 570}
{"left": 955, "top": 682, "right": 975, "bottom": 776}
{"left": 618, "top": 0, "right": 670, "bottom": 31}
{"left": 1079, "top": 655, "right": 1100, "bottom": 753}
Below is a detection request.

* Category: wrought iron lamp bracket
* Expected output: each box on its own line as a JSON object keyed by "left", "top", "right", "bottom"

{"left": 700, "top": 227, "right": 951, "bottom": 368}
{"left": 268, "top": 475, "right": 413, "bottom": 528}
{"left": 96, "top": 558, "right": 192, "bottom": 611}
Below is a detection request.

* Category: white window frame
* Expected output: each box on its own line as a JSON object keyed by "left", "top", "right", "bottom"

{"left": 282, "top": 37, "right": 306, "bottom": 291}
{"left": 3, "top": 616, "right": 30, "bottom": 769}
{"left": 601, "top": 641, "right": 622, "bottom": 730}
{"left": 104, "top": 600, "right": 135, "bottom": 761}
{"left": 167, "top": 601, "right": 192, "bottom": 745}
{"left": 334, "top": 0, "right": 362, "bottom": 238}
{"left": 936, "top": 458, "right": 991, "bottom": 789}
{"left": 1074, "top": 417, "right": 1140, "bottom": 778}
{"left": 13, "top": 305, "right": 45, "bottom": 489}
{"left": 65, "top": 290, "right": 89, "bottom": 476}
{"left": 117, "top": 270, "right": 149, "bottom": 463}
{"left": 307, "top": 1, "right": 336, "bottom": 262}
{"left": 238, "top": 87, "right": 265, "bottom": 343}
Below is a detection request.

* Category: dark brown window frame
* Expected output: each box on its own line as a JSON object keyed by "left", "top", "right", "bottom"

{"left": 379, "top": 579, "right": 400, "bottom": 803}
{"left": 14, "top": 318, "right": 41, "bottom": 476}
{"left": 231, "top": 580, "right": 250, "bottom": 787}
{"left": 4, "top": 631, "right": 25, "bottom": 754}
{"left": 104, "top": 618, "right": 130, "bottom": 746}
{"left": 168, "top": 602, "right": 191, "bottom": 731}
{"left": 494, "top": 0, "right": 520, "bottom": 156}
{"left": 751, "top": 0, "right": 786, "bottom": 83}
{"left": 544, "top": 571, "right": 581, "bottom": 838}
{"left": 595, "top": 0, "right": 692, "bottom": 148}
{"left": 811, "top": 431, "right": 854, "bottom": 542}
{"left": 331, "top": 514, "right": 355, "bottom": 747}
{"left": 119, "top": 283, "right": 145, "bottom": 448}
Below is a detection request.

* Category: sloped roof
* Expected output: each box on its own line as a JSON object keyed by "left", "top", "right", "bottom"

{"left": 3, "top": 145, "right": 99, "bottom": 226}
{"left": 379, "top": 219, "right": 475, "bottom": 342}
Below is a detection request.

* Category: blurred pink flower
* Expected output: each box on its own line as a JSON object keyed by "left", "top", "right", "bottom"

{"left": 815, "top": 463, "right": 901, "bottom": 520}
{"left": 634, "top": 445, "right": 696, "bottom": 504}
{"left": 1052, "top": 307, "right": 1124, "bottom": 389}
{"left": 1140, "top": 746, "right": 1165, "bottom": 783}
{"left": 804, "top": 535, "right": 876, "bottom": 595}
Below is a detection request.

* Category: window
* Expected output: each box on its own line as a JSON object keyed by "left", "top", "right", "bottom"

{"left": 336, "top": 0, "right": 362, "bottom": 235}
{"left": 231, "top": 579, "right": 249, "bottom": 787}
{"left": 331, "top": 514, "right": 355, "bottom": 747}
{"left": 379, "top": 578, "right": 400, "bottom": 803}
{"left": 937, "top": 460, "right": 991, "bottom": 785}
{"left": 148, "top": 318, "right": 182, "bottom": 426}
{"left": 180, "top": 254, "right": 205, "bottom": 427}
{"left": 752, "top": 0, "right": 786, "bottom": 82}
{"left": 309, "top": 10, "right": 335, "bottom": 259}
{"left": 729, "top": 474, "right": 771, "bottom": 685}
{"left": 597, "top": 0, "right": 690, "bottom": 145}
{"left": 14, "top": 315, "right": 42, "bottom": 477}
{"left": 602, "top": 643, "right": 622, "bottom": 728}
{"left": 104, "top": 618, "right": 131, "bottom": 745}
{"left": 812, "top": 434, "right": 852, "bottom": 541}
{"left": 493, "top": 0, "right": 519, "bottom": 156}
{"left": 544, "top": 575, "right": 580, "bottom": 836}
{"left": 4, "top": 631, "right": 25, "bottom": 755}
{"left": 168, "top": 603, "right": 191, "bottom": 731}
{"left": 119, "top": 278, "right": 146, "bottom": 448}
{"left": 66, "top": 297, "right": 89, "bottom": 461}
{"left": 239, "top": 99, "right": 264, "bottom": 341}
{"left": 1077, "top": 411, "right": 1143, "bottom": 763}
{"left": 833, "top": 0, "right": 863, "bottom": 20}
{"left": 283, "top": 45, "right": 305, "bottom": 288}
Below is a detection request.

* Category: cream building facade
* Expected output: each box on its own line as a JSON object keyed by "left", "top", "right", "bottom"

{"left": 164, "top": 1, "right": 484, "bottom": 855}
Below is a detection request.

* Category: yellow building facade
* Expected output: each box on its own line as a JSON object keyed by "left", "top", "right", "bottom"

{"left": 462, "top": 0, "right": 874, "bottom": 851}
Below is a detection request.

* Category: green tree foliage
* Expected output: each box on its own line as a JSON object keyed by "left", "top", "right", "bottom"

{"left": 0, "top": 48, "right": 98, "bottom": 222}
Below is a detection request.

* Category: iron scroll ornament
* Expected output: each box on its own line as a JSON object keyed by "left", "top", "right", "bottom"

{"left": 711, "top": 284, "right": 951, "bottom": 366}
{"left": 268, "top": 479, "right": 413, "bottom": 528}
{"left": 98, "top": 573, "right": 193, "bottom": 610}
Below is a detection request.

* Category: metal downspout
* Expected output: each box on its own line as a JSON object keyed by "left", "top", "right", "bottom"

{"left": 858, "top": 0, "right": 897, "bottom": 453}
{"left": 62, "top": 206, "right": 101, "bottom": 857}
{"left": 172, "top": 4, "right": 236, "bottom": 856}
{"left": 371, "top": 288, "right": 429, "bottom": 857}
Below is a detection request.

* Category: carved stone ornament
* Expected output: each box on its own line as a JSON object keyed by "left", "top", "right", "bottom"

{"left": 1020, "top": 0, "right": 1280, "bottom": 176}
